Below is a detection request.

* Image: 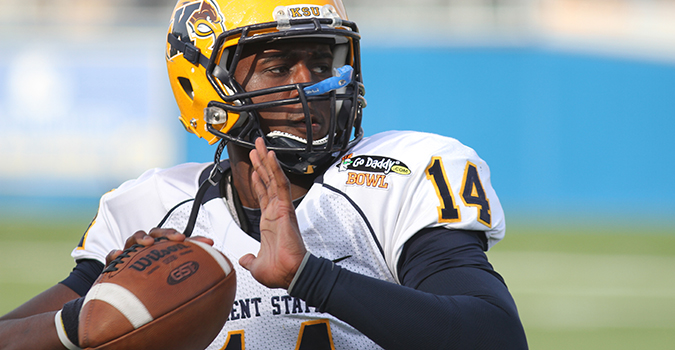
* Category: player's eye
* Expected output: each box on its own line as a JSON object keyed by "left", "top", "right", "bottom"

{"left": 266, "top": 65, "right": 290, "bottom": 75}
{"left": 312, "top": 65, "right": 330, "bottom": 75}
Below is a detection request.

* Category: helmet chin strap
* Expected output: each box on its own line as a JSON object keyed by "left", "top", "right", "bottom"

{"left": 183, "top": 139, "right": 227, "bottom": 237}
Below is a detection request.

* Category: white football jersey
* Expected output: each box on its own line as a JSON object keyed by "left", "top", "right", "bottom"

{"left": 72, "top": 130, "right": 505, "bottom": 350}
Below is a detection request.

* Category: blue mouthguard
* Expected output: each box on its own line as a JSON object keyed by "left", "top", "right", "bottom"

{"left": 303, "top": 65, "right": 354, "bottom": 96}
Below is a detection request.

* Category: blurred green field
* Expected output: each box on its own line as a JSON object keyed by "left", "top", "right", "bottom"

{"left": 0, "top": 216, "right": 91, "bottom": 317}
{"left": 1, "top": 216, "right": 674, "bottom": 349}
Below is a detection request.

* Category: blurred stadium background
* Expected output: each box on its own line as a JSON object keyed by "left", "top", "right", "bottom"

{"left": 1, "top": 0, "right": 674, "bottom": 348}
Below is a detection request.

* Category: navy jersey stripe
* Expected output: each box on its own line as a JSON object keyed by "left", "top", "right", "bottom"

{"left": 156, "top": 198, "right": 194, "bottom": 228}
{"left": 321, "top": 183, "right": 385, "bottom": 260}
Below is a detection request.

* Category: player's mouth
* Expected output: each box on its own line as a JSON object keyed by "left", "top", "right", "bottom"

{"left": 259, "top": 101, "right": 330, "bottom": 141}
{"left": 287, "top": 112, "right": 327, "bottom": 139}
{"left": 291, "top": 120, "right": 323, "bottom": 137}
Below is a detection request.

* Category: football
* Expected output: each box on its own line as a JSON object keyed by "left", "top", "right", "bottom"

{"left": 78, "top": 238, "right": 236, "bottom": 350}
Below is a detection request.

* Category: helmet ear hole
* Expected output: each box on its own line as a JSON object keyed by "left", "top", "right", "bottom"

{"left": 178, "top": 77, "right": 194, "bottom": 100}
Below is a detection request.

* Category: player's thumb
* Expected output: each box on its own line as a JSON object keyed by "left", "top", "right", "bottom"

{"left": 239, "top": 253, "right": 257, "bottom": 271}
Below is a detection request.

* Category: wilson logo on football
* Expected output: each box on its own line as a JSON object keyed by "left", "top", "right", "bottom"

{"left": 129, "top": 243, "right": 190, "bottom": 272}
{"left": 168, "top": 261, "right": 200, "bottom": 285}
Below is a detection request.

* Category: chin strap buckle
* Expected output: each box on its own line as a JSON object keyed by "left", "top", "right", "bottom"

{"left": 208, "top": 139, "right": 227, "bottom": 186}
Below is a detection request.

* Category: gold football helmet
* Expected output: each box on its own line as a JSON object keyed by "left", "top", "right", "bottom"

{"left": 166, "top": 0, "right": 365, "bottom": 174}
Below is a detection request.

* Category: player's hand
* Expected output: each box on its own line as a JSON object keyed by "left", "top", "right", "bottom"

{"left": 105, "top": 228, "right": 214, "bottom": 266}
{"left": 239, "top": 137, "right": 308, "bottom": 289}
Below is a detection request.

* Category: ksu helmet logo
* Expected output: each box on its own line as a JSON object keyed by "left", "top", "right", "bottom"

{"left": 168, "top": 0, "right": 226, "bottom": 59}
{"left": 287, "top": 5, "right": 322, "bottom": 18}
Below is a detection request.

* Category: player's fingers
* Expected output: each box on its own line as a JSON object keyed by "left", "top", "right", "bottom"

{"left": 254, "top": 135, "right": 269, "bottom": 154}
{"left": 238, "top": 253, "right": 256, "bottom": 271}
{"left": 123, "top": 230, "right": 154, "bottom": 249}
{"left": 267, "top": 151, "right": 292, "bottom": 203}
{"left": 188, "top": 235, "right": 215, "bottom": 246}
{"left": 105, "top": 249, "right": 124, "bottom": 266}
{"left": 148, "top": 227, "right": 185, "bottom": 241}
{"left": 252, "top": 139, "right": 283, "bottom": 197}
{"left": 250, "top": 170, "right": 270, "bottom": 210}
{"left": 251, "top": 138, "right": 271, "bottom": 186}
{"left": 250, "top": 149, "right": 269, "bottom": 189}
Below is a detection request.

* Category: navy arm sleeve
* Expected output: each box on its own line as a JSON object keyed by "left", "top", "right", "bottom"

{"left": 60, "top": 259, "right": 104, "bottom": 296}
{"left": 289, "top": 228, "right": 528, "bottom": 350}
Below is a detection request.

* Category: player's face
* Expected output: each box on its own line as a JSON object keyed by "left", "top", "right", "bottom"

{"left": 233, "top": 41, "right": 334, "bottom": 140}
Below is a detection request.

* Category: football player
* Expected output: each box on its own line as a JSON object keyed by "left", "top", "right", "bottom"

{"left": 0, "top": 0, "right": 528, "bottom": 349}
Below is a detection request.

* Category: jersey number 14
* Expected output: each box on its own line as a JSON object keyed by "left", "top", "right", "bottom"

{"left": 425, "top": 157, "right": 491, "bottom": 227}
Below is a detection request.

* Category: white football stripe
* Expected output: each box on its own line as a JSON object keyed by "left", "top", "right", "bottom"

{"left": 190, "top": 240, "right": 232, "bottom": 276}
{"left": 54, "top": 309, "right": 83, "bottom": 350}
{"left": 83, "top": 283, "right": 153, "bottom": 329}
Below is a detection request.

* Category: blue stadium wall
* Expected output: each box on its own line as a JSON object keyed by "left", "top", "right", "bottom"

{"left": 188, "top": 46, "right": 675, "bottom": 226}
{"left": 1, "top": 44, "right": 673, "bottom": 227}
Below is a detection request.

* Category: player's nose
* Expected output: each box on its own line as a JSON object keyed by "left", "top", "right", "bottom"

{"left": 289, "top": 62, "right": 314, "bottom": 85}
